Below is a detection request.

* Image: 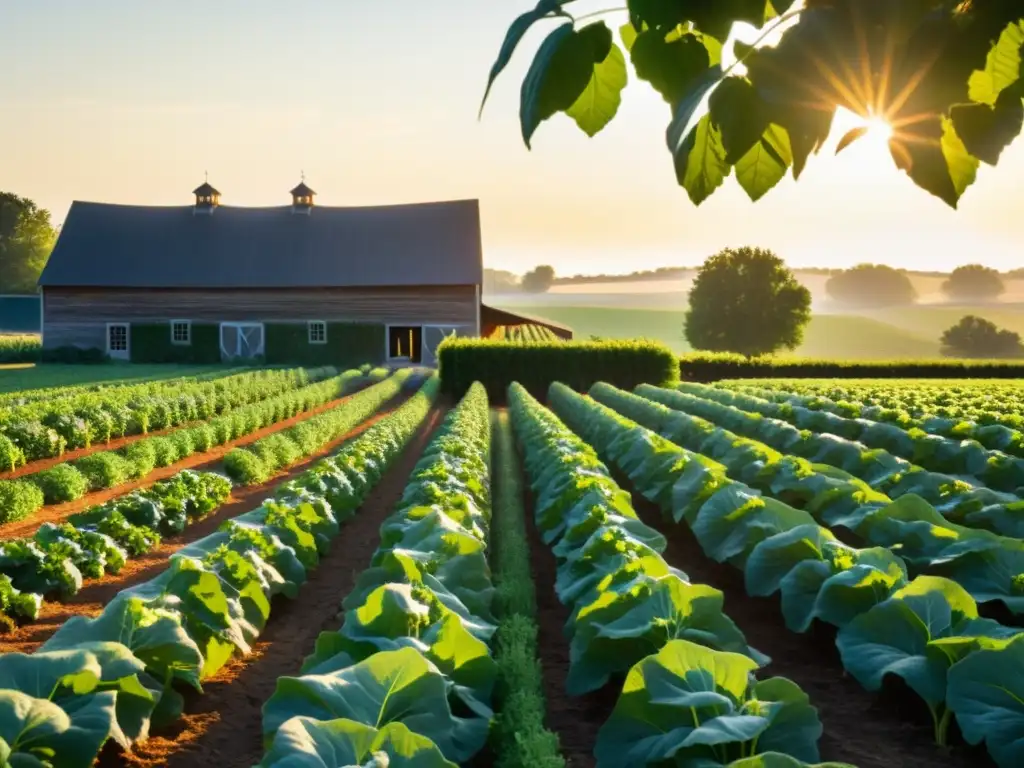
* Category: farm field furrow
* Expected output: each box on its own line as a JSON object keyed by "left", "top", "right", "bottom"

{"left": 548, "top": 382, "right": 1023, "bottom": 768}
{"left": 0, "top": 376, "right": 444, "bottom": 768}
{"left": 108, "top": 394, "right": 448, "bottom": 767}
{"left": 677, "top": 382, "right": 1024, "bottom": 493}
{"left": 0, "top": 368, "right": 377, "bottom": 532}
{"left": 0, "top": 380, "right": 421, "bottom": 653}
{"left": 509, "top": 383, "right": 835, "bottom": 768}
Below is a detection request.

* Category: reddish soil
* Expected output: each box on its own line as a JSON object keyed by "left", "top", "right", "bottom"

{"left": 627, "top": 492, "right": 992, "bottom": 768}
{"left": 0, "top": 389, "right": 370, "bottom": 542}
{"left": 523, "top": 479, "right": 617, "bottom": 768}
{"left": 0, "top": 391, "right": 418, "bottom": 655}
{"left": 97, "top": 404, "right": 448, "bottom": 768}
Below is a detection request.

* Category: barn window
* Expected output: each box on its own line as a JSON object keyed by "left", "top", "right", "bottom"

{"left": 308, "top": 321, "right": 327, "bottom": 345}
{"left": 107, "top": 323, "right": 129, "bottom": 359}
{"left": 171, "top": 320, "right": 192, "bottom": 345}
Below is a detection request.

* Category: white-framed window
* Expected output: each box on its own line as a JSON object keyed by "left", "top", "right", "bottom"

{"left": 308, "top": 320, "right": 327, "bottom": 345}
{"left": 106, "top": 323, "right": 130, "bottom": 360}
{"left": 170, "top": 320, "right": 192, "bottom": 345}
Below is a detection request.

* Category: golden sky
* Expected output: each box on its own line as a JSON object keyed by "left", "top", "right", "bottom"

{"left": 1, "top": 1, "right": 1020, "bottom": 275}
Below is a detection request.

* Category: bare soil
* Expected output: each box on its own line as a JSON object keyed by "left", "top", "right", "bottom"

{"left": 0, "top": 391, "right": 418, "bottom": 655}
{"left": 627, "top": 492, "right": 992, "bottom": 768}
{"left": 0, "top": 389, "right": 370, "bottom": 541}
{"left": 97, "top": 404, "right": 447, "bottom": 768}
{"left": 523, "top": 474, "right": 617, "bottom": 768}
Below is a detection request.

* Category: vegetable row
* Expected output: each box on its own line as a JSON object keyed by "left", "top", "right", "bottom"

{"left": 679, "top": 382, "right": 1024, "bottom": 493}
{"left": 552, "top": 382, "right": 1024, "bottom": 767}
{"left": 608, "top": 383, "right": 1024, "bottom": 616}
{"left": 257, "top": 381, "right": 492, "bottom": 766}
{"left": 0, "top": 366, "right": 334, "bottom": 466}
{"left": 0, "top": 374, "right": 440, "bottom": 767}
{"left": 723, "top": 380, "right": 1024, "bottom": 459}
{"left": 0, "top": 371, "right": 411, "bottom": 629}
{"left": 511, "top": 382, "right": 841, "bottom": 768}
{"left": 0, "top": 367, "right": 367, "bottom": 524}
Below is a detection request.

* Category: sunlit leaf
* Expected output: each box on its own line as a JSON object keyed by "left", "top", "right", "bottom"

{"left": 735, "top": 124, "right": 792, "bottom": 202}
{"left": 673, "top": 114, "right": 730, "bottom": 205}
{"left": 835, "top": 127, "right": 868, "bottom": 155}
{"left": 968, "top": 20, "right": 1024, "bottom": 106}
{"left": 566, "top": 26, "right": 628, "bottom": 136}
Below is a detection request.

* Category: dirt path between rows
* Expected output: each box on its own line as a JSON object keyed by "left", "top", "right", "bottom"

{"left": 0, "top": 385, "right": 373, "bottom": 542}
{"left": 523, "top": 473, "right": 616, "bottom": 768}
{"left": 0, "top": 390, "right": 416, "bottom": 655}
{"left": 627, "top": 492, "right": 991, "bottom": 768}
{"left": 98, "top": 403, "right": 448, "bottom": 768}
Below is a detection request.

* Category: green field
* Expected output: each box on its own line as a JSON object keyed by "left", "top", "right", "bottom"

{"left": 494, "top": 304, "right": 942, "bottom": 359}
{"left": 0, "top": 363, "right": 236, "bottom": 393}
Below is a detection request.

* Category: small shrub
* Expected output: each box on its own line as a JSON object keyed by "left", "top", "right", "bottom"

{"left": 74, "top": 452, "right": 133, "bottom": 490}
{"left": 0, "top": 436, "right": 26, "bottom": 472}
{"left": 122, "top": 441, "right": 157, "bottom": 479}
{"left": 148, "top": 437, "right": 180, "bottom": 467}
{"left": 6, "top": 421, "right": 66, "bottom": 462}
{"left": 32, "top": 465, "right": 90, "bottom": 504}
{"left": 0, "top": 480, "right": 44, "bottom": 524}
{"left": 188, "top": 424, "right": 217, "bottom": 452}
{"left": 222, "top": 449, "right": 270, "bottom": 485}
{"left": 168, "top": 430, "right": 196, "bottom": 459}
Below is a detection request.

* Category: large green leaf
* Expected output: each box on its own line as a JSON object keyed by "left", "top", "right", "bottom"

{"left": 262, "top": 647, "right": 488, "bottom": 764}
{"left": 735, "top": 124, "right": 793, "bottom": 202}
{"left": 968, "top": 20, "right": 1024, "bottom": 105}
{"left": 836, "top": 576, "right": 1017, "bottom": 743}
{"left": 520, "top": 23, "right": 596, "bottom": 148}
{"left": 43, "top": 595, "right": 204, "bottom": 692}
{"left": 630, "top": 29, "right": 712, "bottom": 107}
{"left": 259, "top": 717, "right": 457, "bottom": 768}
{"left": 568, "top": 574, "right": 764, "bottom": 695}
{"left": 0, "top": 689, "right": 119, "bottom": 768}
{"left": 594, "top": 639, "right": 821, "bottom": 767}
{"left": 947, "top": 634, "right": 1024, "bottom": 767}
{"left": 565, "top": 25, "right": 628, "bottom": 136}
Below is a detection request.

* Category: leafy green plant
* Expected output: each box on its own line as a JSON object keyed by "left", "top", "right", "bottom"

{"left": 0, "top": 479, "right": 44, "bottom": 524}
{"left": 32, "top": 463, "right": 90, "bottom": 504}
{"left": 74, "top": 451, "right": 133, "bottom": 490}
{"left": 0, "top": 434, "right": 25, "bottom": 471}
{"left": 595, "top": 639, "right": 826, "bottom": 767}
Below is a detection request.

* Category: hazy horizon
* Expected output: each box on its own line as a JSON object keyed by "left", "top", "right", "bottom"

{"left": 2, "top": 1, "right": 1022, "bottom": 276}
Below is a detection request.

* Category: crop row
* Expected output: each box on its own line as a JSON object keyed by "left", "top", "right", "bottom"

{"left": 607, "top": 383, "right": 1024, "bottom": 616}
{"left": 0, "top": 374, "right": 441, "bottom": 767}
{"left": 256, "top": 382, "right": 492, "bottom": 766}
{"left": 721, "top": 379, "right": 1024, "bottom": 425}
{"left": 510, "top": 382, "right": 840, "bottom": 768}
{"left": 551, "top": 382, "right": 1024, "bottom": 767}
{"left": 678, "top": 382, "right": 1024, "bottom": 494}
{"left": 638, "top": 384, "right": 1024, "bottom": 538}
{"left": 489, "top": 324, "right": 560, "bottom": 342}
{"left": 0, "top": 371, "right": 412, "bottom": 629}
{"left": 724, "top": 381, "right": 1024, "bottom": 458}
{"left": 0, "top": 367, "right": 373, "bottom": 524}
{"left": 0, "top": 366, "right": 336, "bottom": 466}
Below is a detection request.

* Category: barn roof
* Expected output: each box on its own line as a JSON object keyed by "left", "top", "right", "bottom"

{"left": 39, "top": 199, "right": 483, "bottom": 289}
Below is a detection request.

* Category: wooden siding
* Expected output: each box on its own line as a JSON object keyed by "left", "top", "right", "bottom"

{"left": 42, "top": 286, "right": 477, "bottom": 349}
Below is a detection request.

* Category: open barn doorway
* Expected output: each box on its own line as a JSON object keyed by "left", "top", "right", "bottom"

{"left": 387, "top": 325, "right": 422, "bottom": 363}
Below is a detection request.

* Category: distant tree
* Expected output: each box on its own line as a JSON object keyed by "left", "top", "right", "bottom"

{"left": 685, "top": 247, "right": 811, "bottom": 357}
{"left": 0, "top": 193, "right": 56, "bottom": 293}
{"left": 483, "top": 268, "right": 520, "bottom": 294}
{"left": 521, "top": 265, "right": 555, "bottom": 293}
{"left": 941, "top": 316, "right": 1024, "bottom": 358}
{"left": 825, "top": 264, "right": 917, "bottom": 308}
{"left": 942, "top": 264, "right": 1005, "bottom": 301}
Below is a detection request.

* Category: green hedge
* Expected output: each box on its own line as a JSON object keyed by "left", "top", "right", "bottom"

{"left": 679, "top": 352, "right": 1024, "bottom": 381}
{"left": 264, "top": 322, "right": 385, "bottom": 367}
{"left": 130, "top": 323, "right": 221, "bottom": 364}
{"left": 438, "top": 339, "right": 679, "bottom": 400}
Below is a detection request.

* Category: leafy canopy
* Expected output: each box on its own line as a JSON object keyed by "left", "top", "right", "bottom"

{"left": 480, "top": 1, "right": 1024, "bottom": 207}
{"left": 942, "top": 264, "right": 1006, "bottom": 300}
{"left": 940, "top": 315, "right": 1024, "bottom": 358}
{"left": 825, "top": 265, "right": 917, "bottom": 308}
{"left": 522, "top": 264, "right": 556, "bottom": 293}
{"left": 685, "top": 247, "right": 811, "bottom": 357}
{"left": 0, "top": 192, "right": 56, "bottom": 293}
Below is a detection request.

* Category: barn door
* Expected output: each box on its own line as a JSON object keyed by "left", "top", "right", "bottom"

{"left": 422, "top": 325, "right": 466, "bottom": 366}
{"left": 220, "top": 323, "right": 264, "bottom": 359}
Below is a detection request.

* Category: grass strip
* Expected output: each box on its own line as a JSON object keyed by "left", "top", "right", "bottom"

{"left": 488, "top": 410, "right": 565, "bottom": 768}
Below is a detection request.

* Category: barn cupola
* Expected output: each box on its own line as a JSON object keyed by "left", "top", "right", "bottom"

{"left": 192, "top": 175, "right": 221, "bottom": 215}
{"left": 290, "top": 174, "right": 315, "bottom": 215}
